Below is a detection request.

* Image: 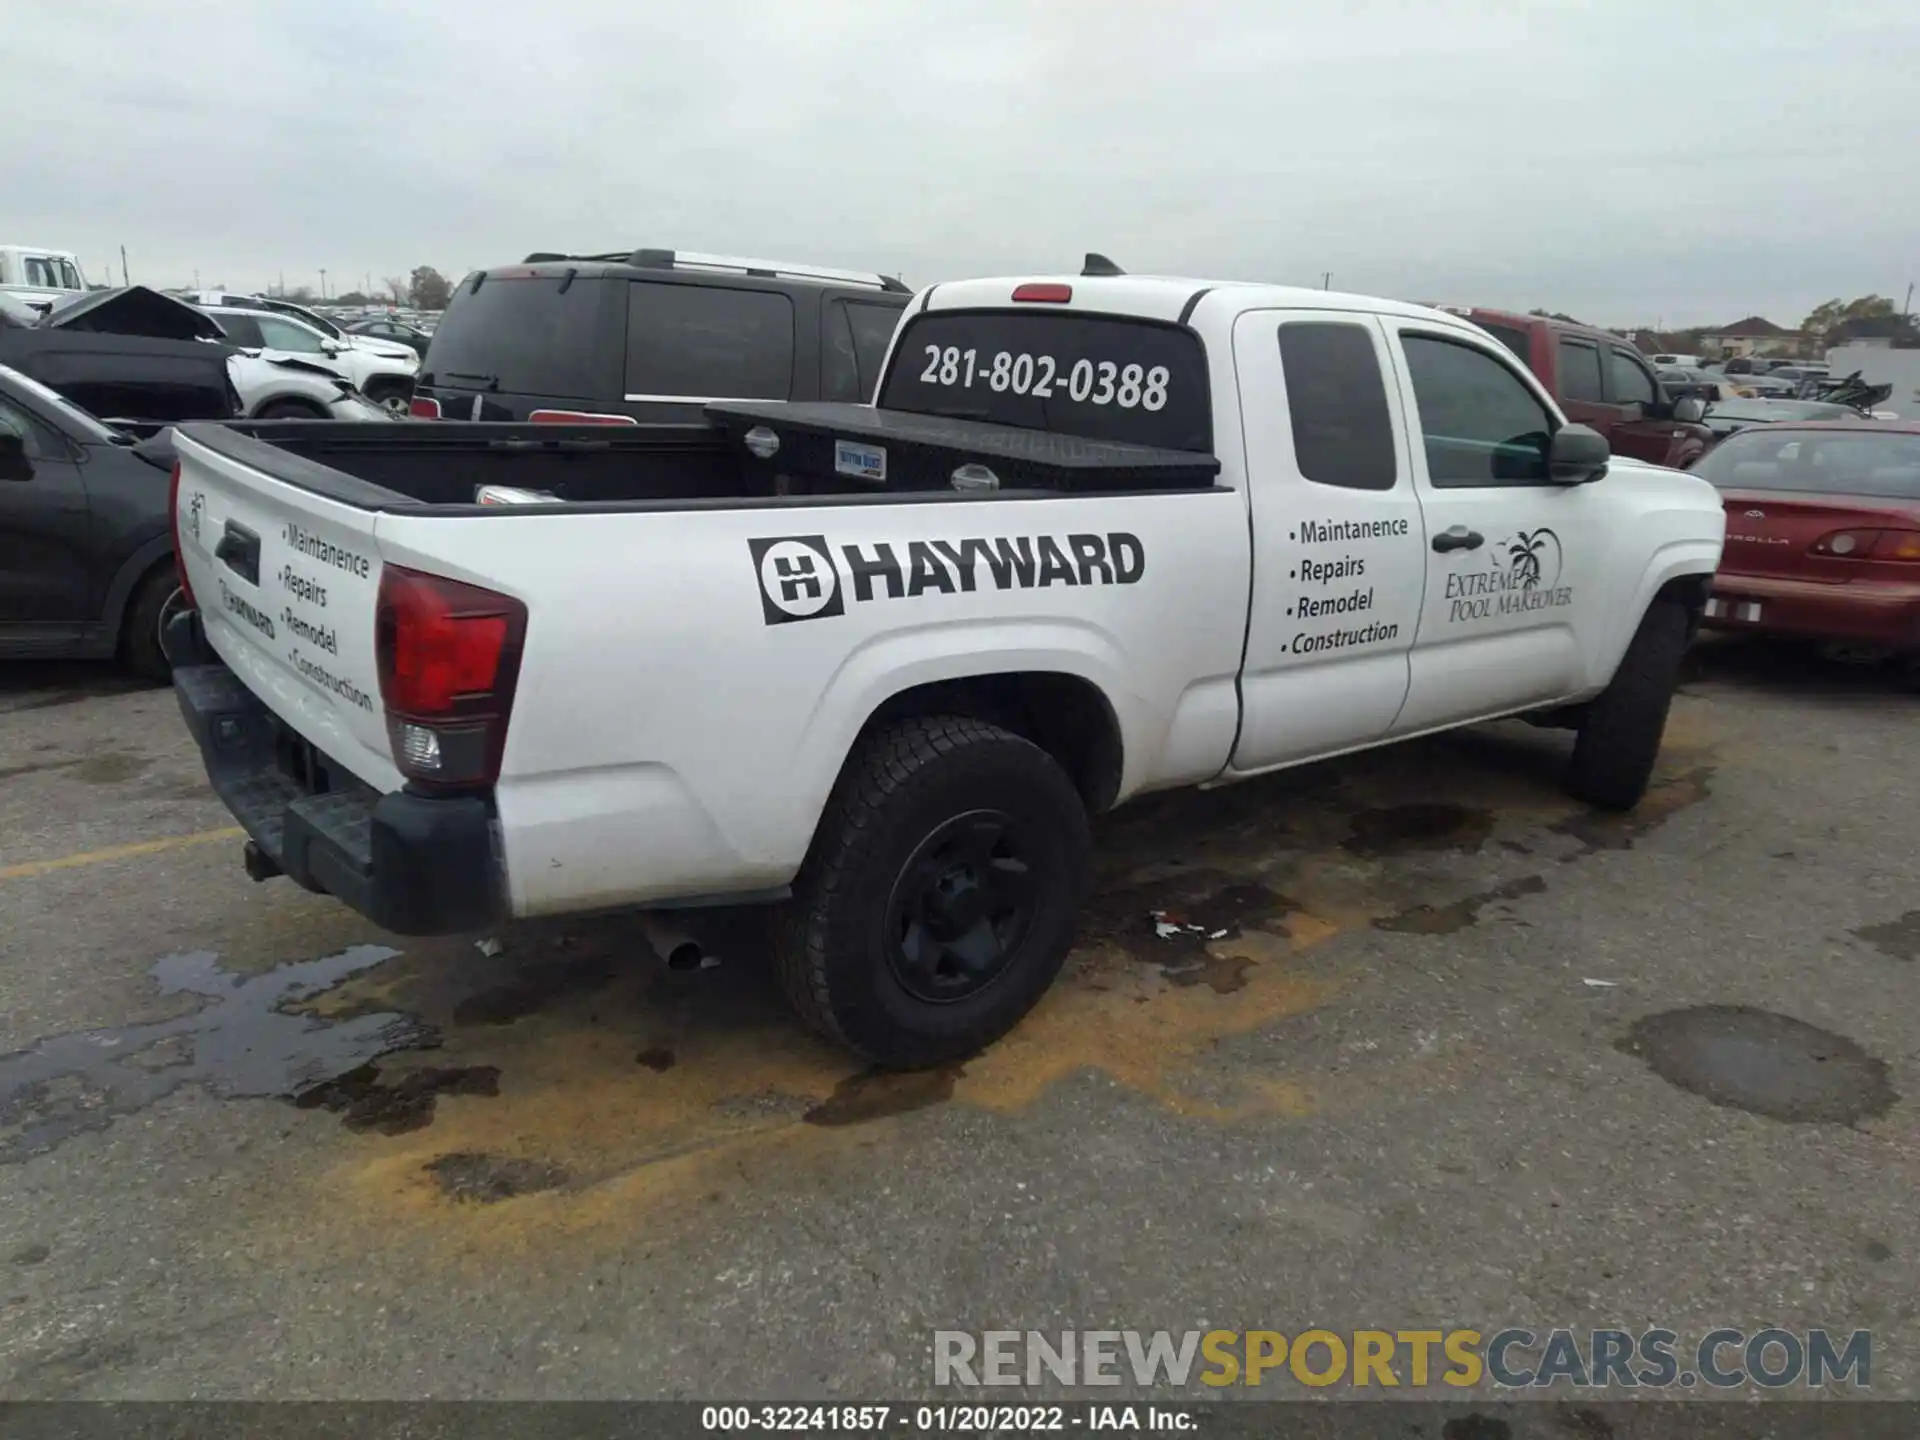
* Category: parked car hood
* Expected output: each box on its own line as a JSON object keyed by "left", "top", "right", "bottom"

{"left": 37, "top": 285, "right": 227, "bottom": 342}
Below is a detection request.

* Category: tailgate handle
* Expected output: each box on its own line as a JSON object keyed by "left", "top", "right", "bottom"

{"left": 215, "top": 520, "right": 261, "bottom": 586}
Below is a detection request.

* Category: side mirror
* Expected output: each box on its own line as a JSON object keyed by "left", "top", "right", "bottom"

{"left": 321, "top": 339, "right": 343, "bottom": 356}
{"left": 1548, "top": 423, "right": 1609, "bottom": 484}
{"left": 1671, "top": 396, "right": 1706, "bottom": 424}
{"left": 0, "top": 425, "right": 32, "bottom": 481}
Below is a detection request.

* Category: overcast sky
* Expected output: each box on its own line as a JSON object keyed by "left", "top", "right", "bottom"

{"left": 4, "top": 0, "right": 1914, "bottom": 328}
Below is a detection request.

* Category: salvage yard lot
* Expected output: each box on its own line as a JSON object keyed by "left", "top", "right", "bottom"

{"left": 1, "top": 641, "right": 1917, "bottom": 1399}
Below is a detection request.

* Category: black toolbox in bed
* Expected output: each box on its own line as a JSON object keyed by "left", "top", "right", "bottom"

{"left": 704, "top": 400, "right": 1221, "bottom": 496}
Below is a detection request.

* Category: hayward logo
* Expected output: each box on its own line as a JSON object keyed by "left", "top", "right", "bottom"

{"left": 749, "top": 532, "right": 1146, "bottom": 626}
{"left": 750, "top": 536, "right": 844, "bottom": 625}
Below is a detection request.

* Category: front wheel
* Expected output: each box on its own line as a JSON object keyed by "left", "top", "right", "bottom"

{"left": 1563, "top": 597, "right": 1692, "bottom": 810}
{"left": 771, "top": 715, "right": 1091, "bottom": 1069}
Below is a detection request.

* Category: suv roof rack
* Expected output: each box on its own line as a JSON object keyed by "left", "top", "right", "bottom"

{"left": 519, "top": 247, "right": 911, "bottom": 293}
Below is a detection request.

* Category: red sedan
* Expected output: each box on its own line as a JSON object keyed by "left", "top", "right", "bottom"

{"left": 1688, "top": 422, "right": 1920, "bottom": 674}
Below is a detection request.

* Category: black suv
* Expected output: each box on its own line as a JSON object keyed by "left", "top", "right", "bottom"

{"left": 411, "top": 248, "right": 912, "bottom": 424}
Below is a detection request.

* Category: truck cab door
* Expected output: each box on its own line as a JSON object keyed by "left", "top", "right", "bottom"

{"left": 1385, "top": 325, "right": 1606, "bottom": 733}
{"left": 1225, "top": 310, "right": 1427, "bottom": 773}
{"left": 1603, "top": 343, "right": 1694, "bottom": 465}
{"left": 0, "top": 397, "right": 91, "bottom": 636}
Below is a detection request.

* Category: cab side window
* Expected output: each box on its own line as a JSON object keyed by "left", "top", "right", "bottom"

{"left": 1400, "top": 333, "right": 1554, "bottom": 486}
{"left": 1608, "top": 348, "right": 1658, "bottom": 408}
{"left": 1557, "top": 338, "right": 1605, "bottom": 403}
{"left": 1277, "top": 321, "right": 1397, "bottom": 491}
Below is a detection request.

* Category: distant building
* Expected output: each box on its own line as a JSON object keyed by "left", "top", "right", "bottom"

{"left": 1699, "top": 317, "right": 1800, "bottom": 359}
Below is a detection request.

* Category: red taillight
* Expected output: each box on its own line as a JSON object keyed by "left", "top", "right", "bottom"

{"left": 1012, "top": 283, "right": 1072, "bottom": 303}
{"left": 1870, "top": 529, "right": 1920, "bottom": 561}
{"left": 408, "top": 395, "right": 442, "bottom": 420}
{"left": 168, "top": 461, "right": 196, "bottom": 607}
{"left": 375, "top": 566, "right": 527, "bottom": 790}
{"left": 527, "top": 409, "right": 639, "bottom": 425}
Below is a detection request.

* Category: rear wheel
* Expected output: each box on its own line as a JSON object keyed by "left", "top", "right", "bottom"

{"left": 120, "top": 565, "right": 184, "bottom": 684}
{"left": 362, "top": 377, "right": 413, "bottom": 416}
{"left": 771, "top": 715, "right": 1091, "bottom": 1069}
{"left": 1563, "top": 597, "right": 1692, "bottom": 810}
{"left": 256, "top": 400, "right": 326, "bottom": 419}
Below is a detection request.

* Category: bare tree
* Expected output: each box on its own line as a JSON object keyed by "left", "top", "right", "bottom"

{"left": 383, "top": 276, "right": 408, "bottom": 305}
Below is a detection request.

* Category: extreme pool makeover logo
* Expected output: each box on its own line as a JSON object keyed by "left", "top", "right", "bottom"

{"left": 749, "top": 532, "right": 1146, "bottom": 626}
{"left": 1444, "top": 526, "right": 1573, "bottom": 622}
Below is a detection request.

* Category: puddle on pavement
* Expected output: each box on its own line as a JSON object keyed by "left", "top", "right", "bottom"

{"left": 1375, "top": 874, "right": 1548, "bottom": 935}
{"left": 1342, "top": 804, "right": 1494, "bottom": 858}
{"left": 1617, "top": 1005, "right": 1898, "bottom": 1125}
{"left": 803, "top": 1066, "right": 962, "bottom": 1126}
{"left": 296, "top": 1062, "right": 500, "bottom": 1134}
{"left": 1854, "top": 911, "right": 1920, "bottom": 963}
{"left": 0, "top": 945, "right": 427, "bottom": 1162}
{"left": 1550, "top": 767, "right": 1714, "bottom": 860}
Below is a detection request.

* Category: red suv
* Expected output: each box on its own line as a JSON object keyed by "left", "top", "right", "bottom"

{"left": 1453, "top": 308, "right": 1711, "bottom": 469}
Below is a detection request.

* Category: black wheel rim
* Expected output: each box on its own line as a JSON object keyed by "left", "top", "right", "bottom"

{"left": 884, "top": 809, "right": 1038, "bottom": 1003}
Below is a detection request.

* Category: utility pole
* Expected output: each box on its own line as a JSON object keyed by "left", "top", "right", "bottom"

{"left": 319, "top": 268, "right": 328, "bottom": 300}
{"left": 120, "top": 246, "right": 129, "bottom": 286}
{"left": 1321, "top": 271, "right": 1332, "bottom": 290}
{"left": 1903, "top": 282, "right": 1914, "bottom": 326}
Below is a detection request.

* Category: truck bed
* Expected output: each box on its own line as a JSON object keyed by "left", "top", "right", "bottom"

{"left": 187, "top": 419, "right": 743, "bottom": 509}
{"left": 181, "top": 406, "right": 1222, "bottom": 514}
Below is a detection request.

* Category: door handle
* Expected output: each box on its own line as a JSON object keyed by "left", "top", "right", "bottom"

{"left": 1431, "top": 526, "right": 1484, "bottom": 554}
{"left": 215, "top": 520, "right": 261, "bottom": 585}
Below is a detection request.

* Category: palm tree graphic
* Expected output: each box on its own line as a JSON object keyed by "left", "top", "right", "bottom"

{"left": 1508, "top": 529, "right": 1550, "bottom": 589}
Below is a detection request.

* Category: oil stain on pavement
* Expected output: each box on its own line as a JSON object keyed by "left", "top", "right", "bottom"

{"left": 1617, "top": 1005, "right": 1898, "bottom": 1125}
{"left": 1855, "top": 911, "right": 1920, "bottom": 963}
{"left": 0, "top": 944, "right": 425, "bottom": 1162}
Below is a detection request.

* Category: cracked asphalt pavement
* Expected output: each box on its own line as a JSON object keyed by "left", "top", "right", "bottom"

{"left": 1, "top": 638, "right": 1916, "bottom": 1402}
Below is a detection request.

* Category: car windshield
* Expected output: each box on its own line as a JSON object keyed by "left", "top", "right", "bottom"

{"left": 0, "top": 362, "right": 123, "bottom": 443}
{"left": 1692, "top": 427, "right": 1920, "bottom": 498}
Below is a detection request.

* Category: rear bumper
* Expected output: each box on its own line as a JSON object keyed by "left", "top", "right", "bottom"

{"left": 168, "top": 612, "right": 502, "bottom": 935}
{"left": 1705, "top": 573, "right": 1920, "bottom": 650}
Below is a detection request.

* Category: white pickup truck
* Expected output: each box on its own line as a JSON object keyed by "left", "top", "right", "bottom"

{"left": 165, "top": 267, "right": 1726, "bottom": 1066}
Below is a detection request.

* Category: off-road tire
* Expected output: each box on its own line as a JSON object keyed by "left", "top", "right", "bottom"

{"left": 771, "top": 715, "right": 1091, "bottom": 1069}
{"left": 120, "top": 565, "right": 182, "bottom": 684}
{"left": 1563, "top": 597, "right": 1691, "bottom": 811}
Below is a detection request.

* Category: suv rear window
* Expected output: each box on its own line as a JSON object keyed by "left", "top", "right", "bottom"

{"left": 878, "top": 310, "right": 1211, "bottom": 452}
{"left": 625, "top": 283, "right": 794, "bottom": 400}
{"left": 424, "top": 275, "right": 604, "bottom": 398}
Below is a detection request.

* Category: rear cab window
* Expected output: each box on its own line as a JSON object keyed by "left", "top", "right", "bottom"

{"left": 877, "top": 309, "right": 1212, "bottom": 452}
{"left": 423, "top": 273, "right": 606, "bottom": 398}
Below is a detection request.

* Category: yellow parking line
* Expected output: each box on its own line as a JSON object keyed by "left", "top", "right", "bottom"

{"left": 0, "top": 827, "right": 244, "bottom": 881}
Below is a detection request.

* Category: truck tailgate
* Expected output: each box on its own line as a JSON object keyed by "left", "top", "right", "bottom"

{"left": 172, "top": 429, "right": 398, "bottom": 790}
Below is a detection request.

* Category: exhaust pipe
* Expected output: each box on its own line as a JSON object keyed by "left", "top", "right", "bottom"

{"left": 638, "top": 913, "right": 709, "bottom": 971}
